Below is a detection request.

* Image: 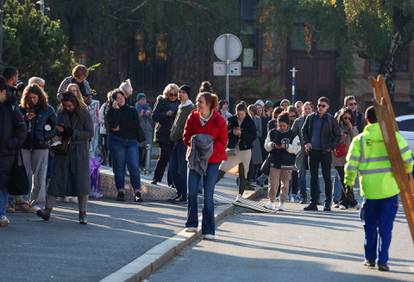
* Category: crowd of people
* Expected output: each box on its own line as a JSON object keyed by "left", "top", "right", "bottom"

{"left": 1, "top": 63, "right": 413, "bottom": 270}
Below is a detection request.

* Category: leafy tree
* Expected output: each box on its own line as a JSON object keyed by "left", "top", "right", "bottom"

{"left": 3, "top": 0, "right": 73, "bottom": 105}
{"left": 259, "top": 0, "right": 414, "bottom": 100}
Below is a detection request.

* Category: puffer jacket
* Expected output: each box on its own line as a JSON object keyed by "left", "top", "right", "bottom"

{"left": 20, "top": 105, "right": 57, "bottom": 150}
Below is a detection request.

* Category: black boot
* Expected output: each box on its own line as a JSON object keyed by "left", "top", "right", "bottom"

{"left": 36, "top": 208, "right": 52, "bottom": 221}
{"left": 216, "top": 170, "right": 225, "bottom": 184}
{"left": 238, "top": 163, "right": 248, "bottom": 196}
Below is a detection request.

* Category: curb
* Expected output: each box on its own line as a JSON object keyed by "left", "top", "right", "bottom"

{"left": 100, "top": 187, "right": 264, "bottom": 282}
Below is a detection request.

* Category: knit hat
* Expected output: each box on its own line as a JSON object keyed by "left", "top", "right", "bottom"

{"left": 179, "top": 84, "right": 191, "bottom": 96}
{"left": 265, "top": 100, "right": 273, "bottom": 107}
{"left": 254, "top": 99, "right": 265, "bottom": 107}
{"left": 118, "top": 79, "right": 133, "bottom": 97}
{"left": 136, "top": 93, "right": 146, "bottom": 102}
{"left": 280, "top": 99, "right": 291, "bottom": 106}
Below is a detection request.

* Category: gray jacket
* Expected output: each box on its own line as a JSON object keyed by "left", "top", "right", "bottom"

{"left": 187, "top": 134, "right": 213, "bottom": 176}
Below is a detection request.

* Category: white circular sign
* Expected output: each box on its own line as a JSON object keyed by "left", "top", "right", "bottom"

{"left": 214, "top": 33, "right": 242, "bottom": 62}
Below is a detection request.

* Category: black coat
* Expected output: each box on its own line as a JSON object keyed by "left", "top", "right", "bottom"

{"left": 152, "top": 95, "right": 179, "bottom": 144}
{"left": 301, "top": 112, "right": 341, "bottom": 151}
{"left": 227, "top": 115, "right": 256, "bottom": 150}
{"left": 106, "top": 105, "right": 145, "bottom": 142}
{"left": 0, "top": 101, "right": 27, "bottom": 157}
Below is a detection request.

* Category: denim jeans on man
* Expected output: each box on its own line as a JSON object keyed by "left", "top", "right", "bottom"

{"left": 108, "top": 134, "right": 141, "bottom": 191}
{"left": 361, "top": 195, "right": 398, "bottom": 265}
{"left": 169, "top": 140, "right": 187, "bottom": 199}
{"left": 186, "top": 163, "right": 219, "bottom": 235}
{"left": 309, "top": 150, "right": 333, "bottom": 206}
{"left": 0, "top": 190, "right": 8, "bottom": 217}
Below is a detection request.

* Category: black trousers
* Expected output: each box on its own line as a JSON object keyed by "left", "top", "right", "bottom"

{"left": 335, "top": 166, "right": 357, "bottom": 207}
{"left": 309, "top": 150, "right": 332, "bottom": 206}
{"left": 153, "top": 142, "right": 173, "bottom": 184}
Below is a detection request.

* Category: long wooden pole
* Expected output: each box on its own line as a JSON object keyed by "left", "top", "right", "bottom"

{"left": 370, "top": 75, "right": 414, "bottom": 245}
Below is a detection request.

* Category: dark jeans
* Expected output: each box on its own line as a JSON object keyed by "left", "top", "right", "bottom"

{"left": 290, "top": 170, "right": 299, "bottom": 195}
{"left": 186, "top": 163, "right": 219, "bottom": 235}
{"left": 309, "top": 150, "right": 332, "bottom": 206}
{"left": 169, "top": 141, "right": 187, "bottom": 199}
{"left": 108, "top": 134, "right": 141, "bottom": 191}
{"left": 361, "top": 195, "right": 398, "bottom": 265}
{"left": 153, "top": 142, "right": 173, "bottom": 184}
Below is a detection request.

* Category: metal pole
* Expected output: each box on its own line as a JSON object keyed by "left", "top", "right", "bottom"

{"left": 225, "top": 34, "right": 230, "bottom": 104}
{"left": 144, "top": 143, "right": 152, "bottom": 174}
{"left": 290, "top": 67, "right": 298, "bottom": 104}
{"left": 0, "top": 0, "right": 4, "bottom": 69}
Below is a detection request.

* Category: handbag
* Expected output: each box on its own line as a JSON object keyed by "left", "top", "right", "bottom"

{"left": 260, "top": 156, "right": 271, "bottom": 176}
{"left": 8, "top": 150, "right": 30, "bottom": 195}
{"left": 50, "top": 117, "right": 79, "bottom": 156}
{"left": 334, "top": 143, "right": 348, "bottom": 158}
{"left": 50, "top": 138, "right": 71, "bottom": 155}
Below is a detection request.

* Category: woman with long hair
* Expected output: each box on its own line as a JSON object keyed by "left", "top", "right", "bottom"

{"left": 37, "top": 91, "right": 93, "bottom": 224}
{"left": 332, "top": 107, "right": 359, "bottom": 209}
{"left": 216, "top": 102, "right": 257, "bottom": 200}
{"left": 19, "top": 84, "right": 56, "bottom": 210}
{"left": 183, "top": 91, "right": 227, "bottom": 239}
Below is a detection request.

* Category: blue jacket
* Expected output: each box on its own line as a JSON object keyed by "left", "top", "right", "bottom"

{"left": 20, "top": 105, "right": 57, "bottom": 150}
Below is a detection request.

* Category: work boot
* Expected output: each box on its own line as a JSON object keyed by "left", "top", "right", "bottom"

{"left": 215, "top": 170, "right": 226, "bottom": 184}
{"left": 238, "top": 163, "right": 248, "bottom": 196}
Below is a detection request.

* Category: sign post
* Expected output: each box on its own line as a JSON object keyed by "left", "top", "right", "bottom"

{"left": 289, "top": 67, "right": 299, "bottom": 104}
{"left": 213, "top": 34, "right": 242, "bottom": 104}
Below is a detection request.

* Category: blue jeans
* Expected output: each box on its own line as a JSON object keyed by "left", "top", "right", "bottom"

{"left": 0, "top": 190, "right": 8, "bottom": 217}
{"left": 186, "top": 163, "right": 219, "bottom": 235}
{"left": 169, "top": 141, "right": 187, "bottom": 198}
{"left": 108, "top": 134, "right": 141, "bottom": 191}
{"left": 333, "top": 170, "right": 342, "bottom": 203}
{"left": 360, "top": 195, "right": 398, "bottom": 265}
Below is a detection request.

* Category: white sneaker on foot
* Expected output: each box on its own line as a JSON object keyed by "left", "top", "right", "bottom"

{"left": 339, "top": 205, "right": 347, "bottom": 210}
{"left": 203, "top": 234, "right": 215, "bottom": 240}
{"left": 185, "top": 227, "right": 197, "bottom": 233}
{"left": 264, "top": 202, "right": 276, "bottom": 210}
{"left": 277, "top": 202, "right": 285, "bottom": 211}
{"left": 235, "top": 194, "right": 243, "bottom": 202}
{"left": 0, "top": 215, "right": 10, "bottom": 227}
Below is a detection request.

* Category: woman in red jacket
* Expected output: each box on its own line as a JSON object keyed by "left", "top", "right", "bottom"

{"left": 183, "top": 91, "right": 227, "bottom": 240}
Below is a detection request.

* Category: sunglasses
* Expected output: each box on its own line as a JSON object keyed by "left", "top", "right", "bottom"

{"left": 317, "top": 104, "right": 327, "bottom": 108}
{"left": 169, "top": 93, "right": 178, "bottom": 97}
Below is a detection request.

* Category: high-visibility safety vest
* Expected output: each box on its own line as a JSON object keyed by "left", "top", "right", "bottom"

{"left": 344, "top": 123, "right": 414, "bottom": 200}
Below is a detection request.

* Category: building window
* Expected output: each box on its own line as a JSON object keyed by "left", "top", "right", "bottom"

{"left": 135, "top": 31, "right": 146, "bottom": 62}
{"left": 155, "top": 34, "right": 168, "bottom": 61}
{"left": 240, "top": 0, "right": 258, "bottom": 69}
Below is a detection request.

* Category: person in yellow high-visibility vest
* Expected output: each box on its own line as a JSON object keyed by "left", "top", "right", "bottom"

{"left": 344, "top": 106, "right": 414, "bottom": 271}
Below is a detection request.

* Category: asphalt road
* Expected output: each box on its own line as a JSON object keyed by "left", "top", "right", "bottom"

{"left": 149, "top": 200, "right": 414, "bottom": 282}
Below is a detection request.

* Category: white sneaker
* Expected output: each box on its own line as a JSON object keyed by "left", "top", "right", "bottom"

{"left": 235, "top": 194, "right": 243, "bottom": 202}
{"left": 203, "top": 234, "right": 216, "bottom": 240}
{"left": 0, "top": 215, "right": 10, "bottom": 227}
{"left": 185, "top": 227, "right": 197, "bottom": 233}
{"left": 339, "top": 205, "right": 347, "bottom": 210}
{"left": 277, "top": 202, "right": 285, "bottom": 211}
{"left": 264, "top": 202, "right": 276, "bottom": 210}
{"left": 289, "top": 196, "right": 295, "bottom": 203}
{"left": 91, "top": 192, "right": 104, "bottom": 199}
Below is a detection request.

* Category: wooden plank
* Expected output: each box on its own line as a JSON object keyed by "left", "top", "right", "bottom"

{"left": 370, "top": 75, "right": 414, "bottom": 246}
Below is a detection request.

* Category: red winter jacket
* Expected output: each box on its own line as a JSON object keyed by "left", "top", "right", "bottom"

{"left": 183, "top": 110, "right": 228, "bottom": 164}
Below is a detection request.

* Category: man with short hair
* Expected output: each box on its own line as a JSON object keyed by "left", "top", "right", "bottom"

{"left": 3, "top": 67, "right": 19, "bottom": 102}
{"left": 302, "top": 97, "right": 341, "bottom": 211}
{"left": 0, "top": 75, "right": 27, "bottom": 226}
{"left": 344, "top": 106, "right": 413, "bottom": 271}
{"left": 168, "top": 85, "right": 195, "bottom": 203}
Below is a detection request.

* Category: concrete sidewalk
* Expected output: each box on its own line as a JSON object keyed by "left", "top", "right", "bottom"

{"left": 149, "top": 201, "right": 414, "bottom": 282}
{"left": 0, "top": 173, "right": 257, "bottom": 282}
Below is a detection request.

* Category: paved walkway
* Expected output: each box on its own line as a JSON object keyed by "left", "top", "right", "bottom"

{"left": 149, "top": 201, "right": 414, "bottom": 282}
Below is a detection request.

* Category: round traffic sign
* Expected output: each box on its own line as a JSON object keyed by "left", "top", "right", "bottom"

{"left": 213, "top": 33, "right": 242, "bottom": 62}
